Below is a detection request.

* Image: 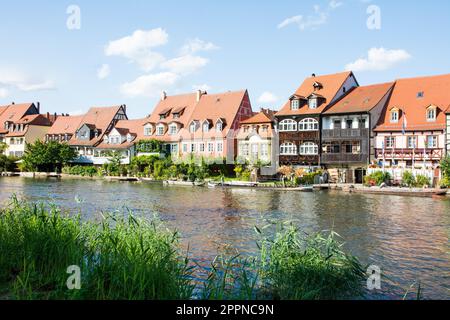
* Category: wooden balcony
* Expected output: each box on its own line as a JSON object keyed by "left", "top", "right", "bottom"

{"left": 321, "top": 153, "right": 368, "bottom": 164}
{"left": 279, "top": 154, "right": 319, "bottom": 165}
{"left": 375, "top": 148, "right": 443, "bottom": 161}
{"left": 322, "top": 129, "right": 369, "bottom": 140}
{"left": 279, "top": 131, "right": 319, "bottom": 142}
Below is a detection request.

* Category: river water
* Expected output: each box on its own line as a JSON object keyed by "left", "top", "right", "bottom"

{"left": 0, "top": 177, "right": 448, "bottom": 300}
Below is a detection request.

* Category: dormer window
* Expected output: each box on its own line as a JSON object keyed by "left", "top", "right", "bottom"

{"left": 417, "top": 91, "right": 424, "bottom": 98}
{"left": 308, "top": 98, "right": 318, "bottom": 109}
{"left": 291, "top": 99, "right": 300, "bottom": 110}
{"left": 156, "top": 124, "right": 165, "bottom": 136}
{"left": 216, "top": 121, "right": 223, "bottom": 132}
{"left": 426, "top": 106, "right": 437, "bottom": 122}
{"left": 203, "top": 121, "right": 210, "bottom": 133}
{"left": 390, "top": 109, "right": 399, "bottom": 123}
{"left": 168, "top": 123, "right": 178, "bottom": 135}
{"left": 173, "top": 113, "right": 180, "bottom": 119}
{"left": 127, "top": 134, "right": 132, "bottom": 142}
{"left": 190, "top": 121, "right": 198, "bottom": 133}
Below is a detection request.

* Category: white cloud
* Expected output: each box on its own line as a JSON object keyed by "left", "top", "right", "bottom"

{"left": 193, "top": 84, "right": 211, "bottom": 92}
{"left": 180, "top": 38, "right": 219, "bottom": 55}
{"left": 0, "top": 67, "right": 55, "bottom": 92}
{"left": 258, "top": 92, "right": 279, "bottom": 104}
{"left": 161, "top": 55, "right": 209, "bottom": 75}
{"left": 120, "top": 72, "right": 180, "bottom": 98}
{"left": 105, "top": 28, "right": 168, "bottom": 72}
{"left": 345, "top": 47, "right": 412, "bottom": 72}
{"left": 97, "top": 64, "right": 111, "bottom": 80}
{"left": 0, "top": 88, "right": 9, "bottom": 98}
{"left": 278, "top": 1, "right": 342, "bottom": 31}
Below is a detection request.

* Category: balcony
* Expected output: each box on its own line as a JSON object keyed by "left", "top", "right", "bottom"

{"left": 375, "top": 148, "right": 443, "bottom": 161}
{"left": 322, "top": 129, "right": 369, "bottom": 140}
{"left": 321, "top": 153, "right": 368, "bottom": 164}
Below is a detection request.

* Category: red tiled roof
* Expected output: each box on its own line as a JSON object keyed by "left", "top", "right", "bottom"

{"left": 69, "top": 106, "right": 124, "bottom": 146}
{"left": 240, "top": 109, "right": 275, "bottom": 124}
{"left": 0, "top": 103, "right": 36, "bottom": 125}
{"left": 375, "top": 73, "right": 450, "bottom": 132}
{"left": 324, "top": 82, "right": 394, "bottom": 114}
{"left": 182, "top": 90, "right": 248, "bottom": 139}
{"left": 47, "top": 115, "right": 84, "bottom": 135}
{"left": 276, "top": 71, "right": 353, "bottom": 116}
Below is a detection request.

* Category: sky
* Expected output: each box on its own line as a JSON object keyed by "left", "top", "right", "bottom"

{"left": 1, "top": 0, "right": 450, "bottom": 118}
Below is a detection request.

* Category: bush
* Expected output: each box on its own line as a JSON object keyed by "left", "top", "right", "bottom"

{"left": 62, "top": 165, "right": 100, "bottom": 177}
{"left": 364, "top": 171, "right": 391, "bottom": 186}
{"left": 0, "top": 155, "right": 19, "bottom": 172}
{"left": 440, "top": 176, "right": 450, "bottom": 188}
{"left": 402, "top": 171, "right": 416, "bottom": 187}
{"left": 415, "top": 175, "right": 431, "bottom": 188}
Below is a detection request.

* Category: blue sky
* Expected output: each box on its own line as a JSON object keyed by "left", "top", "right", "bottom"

{"left": 1, "top": 0, "right": 450, "bottom": 118}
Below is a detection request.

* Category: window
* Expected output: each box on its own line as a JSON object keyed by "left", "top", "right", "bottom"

{"left": 291, "top": 99, "right": 300, "bottom": 110}
{"left": 279, "top": 119, "right": 297, "bottom": 132}
{"left": 182, "top": 144, "right": 188, "bottom": 153}
{"left": 199, "top": 143, "right": 205, "bottom": 152}
{"left": 191, "top": 144, "right": 196, "bottom": 152}
{"left": 299, "top": 142, "right": 318, "bottom": 155}
{"left": 346, "top": 119, "right": 353, "bottom": 129}
{"left": 261, "top": 126, "right": 268, "bottom": 133}
{"left": 427, "top": 107, "right": 436, "bottom": 121}
{"left": 390, "top": 110, "right": 399, "bottom": 123}
{"left": 217, "top": 142, "right": 223, "bottom": 152}
{"left": 427, "top": 136, "right": 438, "bottom": 148}
{"left": 308, "top": 98, "right": 318, "bottom": 109}
{"left": 333, "top": 120, "right": 342, "bottom": 129}
{"left": 323, "top": 143, "right": 340, "bottom": 154}
{"left": 171, "top": 144, "right": 178, "bottom": 154}
{"left": 203, "top": 122, "right": 210, "bottom": 132}
{"left": 144, "top": 126, "right": 152, "bottom": 136}
{"left": 417, "top": 91, "right": 424, "bottom": 98}
{"left": 190, "top": 122, "right": 197, "bottom": 133}
{"left": 298, "top": 118, "right": 319, "bottom": 131}
{"left": 385, "top": 136, "right": 395, "bottom": 149}
{"left": 343, "top": 141, "right": 360, "bottom": 154}
{"left": 261, "top": 144, "right": 269, "bottom": 157}
{"left": 216, "top": 122, "right": 223, "bottom": 132}
{"left": 280, "top": 142, "right": 297, "bottom": 155}
{"left": 156, "top": 125, "right": 165, "bottom": 136}
{"left": 173, "top": 113, "right": 180, "bottom": 119}
{"left": 407, "top": 136, "right": 417, "bottom": 149}
{"left": 208, "top": 142, "right": 214, "bottom": 152}
{"left": 168, "top": 124, "right": 178, "bottom": 135}
{"left": 241, "top": 143, "right": 249, "bottom": 156}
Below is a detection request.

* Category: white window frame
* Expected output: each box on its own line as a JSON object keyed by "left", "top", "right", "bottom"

{"left": 168, "top": 124, "right": 178, "bottom": 135}
{"left": 427, "top": 135, "right": 438, "bottom": 148}
{"left": 299, "top": 142, "right": 319, "bottom": 155}
{"left": 298, "top": 118, "right": 319, "bottom": 131}
{"left": 426, "top": 107, "right": 437, "bottom": 122}
{"left": 207, "top": 142, "right": 214, "bottom": 153}
{"left": 291, "top": 99, "right": 300, "bottom": 110}
{"left": 407, "top": 136, "right": 417, "bottom": 149}
{"left": 156, "top": 125, "right": 165, "bottom": 136}
{"left": 217, "top": 142, "right": 223, "bottom": 153}
{"left": 216, "top": 121, "right": 223, "bottom": 132}
{"left": 199, "top": 143, "right": 205, "bottom": 152}
{"left": 190, "top": 122, "right": 197, "bottom": 133}
{"left": 280, "top": 142, "right": 297, "bottom": 156}
{"left": 279, "top": 119, "right": 297, "bottom": 132}
{"left": 308, "top": 98, "right": 318, "bottom": 109}
{"left": 203, "top": 122, "right": 210, "bottom": 133}
{"left": 390, "top": 110, "right": 399, "bottom": 123}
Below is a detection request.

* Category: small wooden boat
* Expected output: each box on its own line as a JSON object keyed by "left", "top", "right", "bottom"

{"left": 163, "top": 180, "right": 205, "bottom": 187}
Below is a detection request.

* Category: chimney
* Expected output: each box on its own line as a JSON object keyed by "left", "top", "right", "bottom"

{"left": 161, "top": 91, "right": 167, "bottom": 101}
{"left": 196, "top": 90, "right": 206, "bottom": 102}
{"left": 312, "top": 73, "right": 316, "bottom": 77}
{"left": 47, "top": 112, "right": 50, "bottom": 119}
{"left": 11, "top": 102, "right": 15, "bottom": 105}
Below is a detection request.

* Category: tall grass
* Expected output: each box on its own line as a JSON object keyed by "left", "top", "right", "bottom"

{"left": 0, "top": 198, "right": 366, "bottom": 300}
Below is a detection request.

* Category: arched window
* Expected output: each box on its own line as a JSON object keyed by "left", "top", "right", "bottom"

{"left": 279, "top": 119, "right": 297, "bottom": 132}
{"left": 299, "top": 142, "right": 318, "bottom": 155}
{"left": 426, "top": 106, "right": 437, "bottom": 121}
{"left": 280, "top": 142, "right": 297, "bottom": 155}
{"left": 298, "top": 118, "right": 319, "bottom": 131}
{"left": 390, "top": 108, "right": 399, "bottom": 123}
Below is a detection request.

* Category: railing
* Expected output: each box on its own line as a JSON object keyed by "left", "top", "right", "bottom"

{"left": 322, "top": 129, "right": 369, "bottom": 139}
{"left": 375, "top": 148, "right": 443, "bottom": 160}
{"left": 321, "top": 153, "right": 368, "bottom": 163}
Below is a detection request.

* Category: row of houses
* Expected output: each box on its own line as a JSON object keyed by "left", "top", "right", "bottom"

{"left": 1, "top": 71, "right": 450, "bottom": 183}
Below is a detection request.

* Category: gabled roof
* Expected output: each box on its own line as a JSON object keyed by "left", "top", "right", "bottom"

{"left": 276, "top": 71, "right": 354, "bottom": 116}
{"left": 69, "top": 106, "right": 125, "bottom": 146}
{"left": 47, "top": 115, "right": 84, "bottom": 135}
{"left": 0, "top": 103, "right": 36, "bottom": 125}
{"left": 375, "top": 73, "right": 450, "bottom": 132}
{"left": 182, "top": 90, "right": 247, "bottom": 139}
{"left": 95, "top": 118, "right": 148, "bottom": 149}
{"left": 324, "top": 82, "right": 394, "bottom": 115}
{"left": 240, "top": 109, "right": 275, "bottom": 124}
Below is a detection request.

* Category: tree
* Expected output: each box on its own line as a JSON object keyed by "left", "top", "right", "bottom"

{"left": 21, "top": 140, "right": 77, "bottom": 172}
{"left": 0, "top": 142, "right": 7, "bottom": 154}
{"left": 441, "top": 156, "right": 450, "bottom": 178}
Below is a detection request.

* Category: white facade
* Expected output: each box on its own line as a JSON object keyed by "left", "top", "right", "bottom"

{"left": 322, "top": 114, "right": 370, "bottom": 130}
{"left": 447, "top": 113, "right": 450, "bottom": 155}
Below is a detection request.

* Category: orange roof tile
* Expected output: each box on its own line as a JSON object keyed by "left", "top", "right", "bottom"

{"left": 47, "top": 115, "right": 84, "bottom": 135}
{"left": 375, "top": 73, "right": 450, "bottom": 132}
{"left": 0, "top": 103, "right": 36, "bottom": 125}
{"left": 324, "top": 82, "right": 394, "bottom": 114}
{"left": 276, "top": 71, "right": 354, "bottom": 116}
{"left": 240, "top": 109, "right": 275, "bottom": 124}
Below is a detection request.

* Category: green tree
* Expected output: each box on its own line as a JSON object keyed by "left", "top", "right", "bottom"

{"left": 21, "top": 140, "right": 77, "bottom": 172}
{"left": 0, "top": 142, "right": 7, "bottom": 154}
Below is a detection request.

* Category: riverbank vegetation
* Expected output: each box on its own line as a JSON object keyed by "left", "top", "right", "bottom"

{"left": 0, "top": 198, "right": 366, "bottom": 300}
{"left": 440, "top": 156, "right": 450, "bottom": 187}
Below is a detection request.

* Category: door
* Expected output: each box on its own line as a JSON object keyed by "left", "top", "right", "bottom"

{"left": 354, "top": 169, "right": 366, "bottom": 184}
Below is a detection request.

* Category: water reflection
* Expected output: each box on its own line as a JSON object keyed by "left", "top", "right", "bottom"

{"left": 0, "top": 177, "right": 449, "bottom": 300}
